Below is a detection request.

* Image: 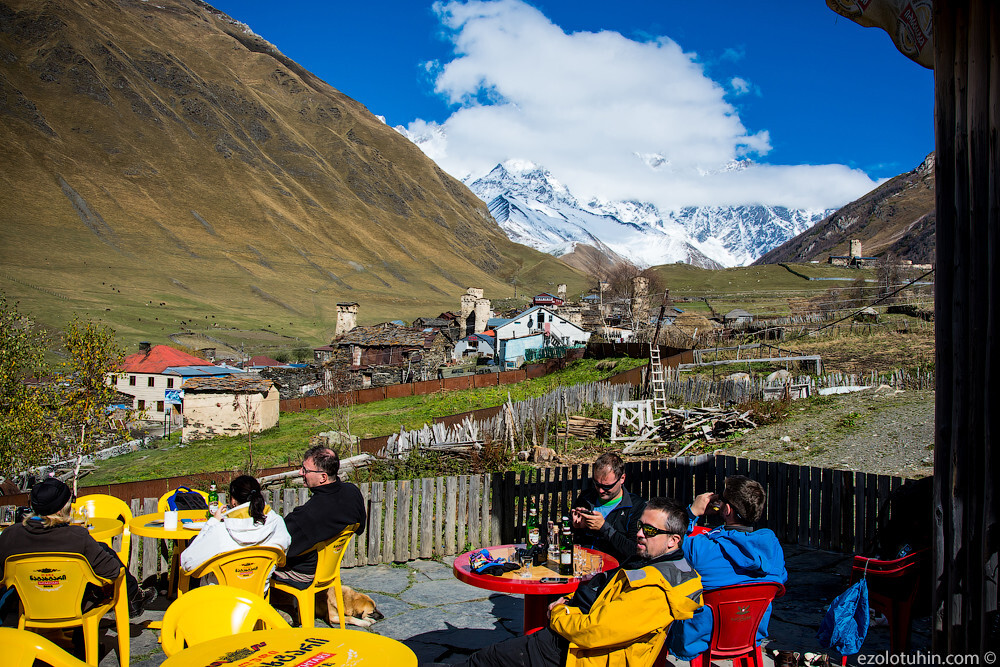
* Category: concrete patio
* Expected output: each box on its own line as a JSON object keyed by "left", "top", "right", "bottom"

{"left": 35, "top": 543, "right": 928, "bottom": 666}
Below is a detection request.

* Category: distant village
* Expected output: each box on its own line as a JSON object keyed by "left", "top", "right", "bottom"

{"left": 112, "top": 277, "right": 723, "bottom": 443}
{"left": 112, "top": 241, "right": 926, "bottom": 445}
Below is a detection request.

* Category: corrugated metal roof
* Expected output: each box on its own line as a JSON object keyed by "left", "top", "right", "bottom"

{"left": 164, "top": 365, "right": 239, "bottom": 377}
{"left": 122, "top": 345, "right": 208, "bottom": 373}
{"left": 182, "top": 376, "right": 273, "bottom": 393}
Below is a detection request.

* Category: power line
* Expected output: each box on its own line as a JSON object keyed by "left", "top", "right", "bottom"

{"left": 779, "top": 268, "right": 936, "bottom": 344}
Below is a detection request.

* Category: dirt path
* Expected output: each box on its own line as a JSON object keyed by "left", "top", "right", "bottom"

{"left": 718, "top": 387, "right": 935, "bottom": 478}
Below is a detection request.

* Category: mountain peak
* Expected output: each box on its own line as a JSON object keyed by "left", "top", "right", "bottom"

{"left": 464, "top": 159, "right": 824, "bottom": 269}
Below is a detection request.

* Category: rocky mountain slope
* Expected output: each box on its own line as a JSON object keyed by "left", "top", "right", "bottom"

{"left": 0, "top": 0, "right": 578, "bottom": 341}
{"left": 461, "top": 161, "right": 832, "bottom": 269}
{"left": 754, "top": 154, "right": 936, "bottom": 265}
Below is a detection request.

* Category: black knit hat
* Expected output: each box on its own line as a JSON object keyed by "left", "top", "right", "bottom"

{"left": 30, "top": 478, "right": 72, "bottom": 516}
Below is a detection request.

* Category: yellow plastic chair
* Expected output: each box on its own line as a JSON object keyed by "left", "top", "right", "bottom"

{"left": 272, "top": 523, "right": 358, "bottom": 629}
{"left": 74, "top": 494, "right": 134, "bottom": 562}
{"left": 0, "top": 627, "right": 92, "bottom": 667}
{"left": 2, "top": 553, "right": 130, "bottom": 667}
{"left": 179, "top": 546, "right": 285, "bottom": 598}
{"left": 160, "top": 584, "right": 290, "bottom": 657}
{"left": 156, "top": 488, "right": 209, "bottom": 512}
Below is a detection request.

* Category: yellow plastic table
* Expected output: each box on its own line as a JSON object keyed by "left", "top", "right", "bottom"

{"left": 129, "top": 511, "right": 212, "bottom": 541}
{"left": 130, "top": 510, "right": 211, "bottom": 597}
{"left": 70, "top": 517, "right": 123, "bottom": 548}
{"left": 160, "top": 628, "right": 418, "bottom": 666}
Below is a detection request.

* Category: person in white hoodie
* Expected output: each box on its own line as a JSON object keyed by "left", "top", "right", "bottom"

{"left": 180, "top": 475, "right": 291, "bottom": 590}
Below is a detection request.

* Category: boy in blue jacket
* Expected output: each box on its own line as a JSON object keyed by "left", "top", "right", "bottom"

{"left": 667, "top": 476, "right": 788, "bottom": 660}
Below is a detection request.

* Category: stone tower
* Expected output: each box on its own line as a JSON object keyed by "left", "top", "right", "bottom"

{"left": 460, "top": 293, "right": 478, "bottom": 337}
{"left": 632, "top": 277, "right": 650, "bottom": 323}
{"left": 474, "top": 298, "right": 491, "bottom": 334}
{"left": 335, "top": 302, "right": 359, "bottom": 336}
{"left": 850, "top": 239, "right": 862, "bottom": 258}
{"left": 557, "top": 283, "right": 567, "bottom": 302}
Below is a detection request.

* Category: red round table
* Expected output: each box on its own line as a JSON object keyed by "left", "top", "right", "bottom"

{"left": 453, "top": 545, "right": 619, "bottom": 634}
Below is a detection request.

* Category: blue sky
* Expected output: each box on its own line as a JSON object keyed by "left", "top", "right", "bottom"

{"left": 209, "top": 0, "right": 934, "bottom": 210}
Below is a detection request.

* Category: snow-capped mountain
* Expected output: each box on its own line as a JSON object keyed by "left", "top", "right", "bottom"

{"left": 464, "top": 161, "right": 833, "bottom": 268}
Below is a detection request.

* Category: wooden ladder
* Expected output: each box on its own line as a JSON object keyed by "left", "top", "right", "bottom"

{"left": 649, "top": 346, "right": 667, "bottom": 413}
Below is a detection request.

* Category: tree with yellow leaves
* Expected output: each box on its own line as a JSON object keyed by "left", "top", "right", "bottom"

{"left": 0, "top": 294, "right": 52, "bottom": 481}
{"left": 55, "top": 317, "right": 134, "bottom": 492}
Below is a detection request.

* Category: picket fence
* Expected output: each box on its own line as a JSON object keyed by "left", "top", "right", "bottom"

{"left": 656, "top": 367, "right": 935, "bottom": 405}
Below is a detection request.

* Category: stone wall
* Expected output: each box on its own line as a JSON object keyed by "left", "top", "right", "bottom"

{"left": 259, "top": 365, "right": 324, "bottom": 399}
{"left": 182, "top": 387, "right": 279, "bottom": 442}
{"left": 322, "top": 335, "right": 454, "bottom": 390}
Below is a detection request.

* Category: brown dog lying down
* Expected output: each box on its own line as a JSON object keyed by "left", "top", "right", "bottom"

{"left": 316, "top": 585, "right": 385, "bottom": 628}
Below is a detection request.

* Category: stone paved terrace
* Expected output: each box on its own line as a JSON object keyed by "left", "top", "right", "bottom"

{"left": 23, "top": 544, "right": 928, "bottom": 666}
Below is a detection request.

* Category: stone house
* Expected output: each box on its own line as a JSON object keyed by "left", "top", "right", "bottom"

{"left": 181, "top": 376, "right": 279, "bottom": 442}
{"left": 323, "top": 323, "right": 455, "bottom": 389}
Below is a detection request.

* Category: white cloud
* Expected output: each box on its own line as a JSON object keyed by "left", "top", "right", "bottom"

{"left": 403, "top": 0, "right": 877, "bottom": 210}
{"left": 729, "top": 77, "right": 751, "bottom": 95}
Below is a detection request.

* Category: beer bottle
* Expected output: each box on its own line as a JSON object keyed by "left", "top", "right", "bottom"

{"left": 559, "top": 517, "right": 573, "bottom": 576}
{"left": 208, "top": 481, "right": 219, "bottom": 516}
{"left": 526, "top": 498, "right": 540, "bottom": 547}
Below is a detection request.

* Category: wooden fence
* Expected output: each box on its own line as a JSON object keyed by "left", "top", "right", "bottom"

{"left": 2, "top": 455, "right": 910, "bottom": 583}
{"left": 279, "top": 351, "right": 585, "bottom": 414}
{"left": 494, "top": 454, "right": 909, "bottom": 556}
{"left": 656, "top": 368, "right": 935, "bottom": 405}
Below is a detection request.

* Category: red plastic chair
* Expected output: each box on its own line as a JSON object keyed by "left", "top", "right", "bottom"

{"left": 847, "top": 549, "right": 928, "bottom": 655}
{"left": 688, "top": 581, "right": 786, "bottom": 667}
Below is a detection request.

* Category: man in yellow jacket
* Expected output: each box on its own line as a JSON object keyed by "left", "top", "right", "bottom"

{"left": 455, "top": 497, "right": 703, "bottom": 667}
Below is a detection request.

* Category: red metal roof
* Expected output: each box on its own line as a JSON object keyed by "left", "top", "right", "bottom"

{"left": 122, "top": 345, "right": 209, "bottom": 374}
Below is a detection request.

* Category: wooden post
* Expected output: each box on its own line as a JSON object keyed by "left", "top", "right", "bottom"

{"left": 932, "top": 0, "right": 1000, "bottom": 653}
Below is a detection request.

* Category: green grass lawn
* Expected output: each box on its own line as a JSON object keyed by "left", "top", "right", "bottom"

{"left": 83, "top": 357, "right": 646, "bottom": 485}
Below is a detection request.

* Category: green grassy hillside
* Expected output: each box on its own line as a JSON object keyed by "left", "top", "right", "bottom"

{"left": 0, "top": 0, "right": 586, "bottom": 350}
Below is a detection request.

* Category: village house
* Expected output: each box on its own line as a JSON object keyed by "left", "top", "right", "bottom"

{"left": 532, "top": 292, "right": 564, "bottom": 308}
{"left": 451, "top": 332, "right": 497, "bottom": 362}
{"left": 723, "top": 308, "right": 754, "bottom": 326}
{"left": 180, "top": 376, "right": 279, "bottom": 442}
{"left": 115, "top": 343, "right": 233, "bottom": 422}
{"left": 313, "top": 345, "right": 335, "bottom": 363}
{"left": 323, "top": 323, "right": 456, "bottom": 389}
{"left": 489, "top": 306, "right": 591, "bottom": 367}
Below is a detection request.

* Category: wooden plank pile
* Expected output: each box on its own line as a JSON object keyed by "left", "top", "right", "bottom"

{"left": 562, "top": 416, "right": 610, "bottom": 440}
{"left": 655, "top": 407, "right": 756, "bottom": 443}
{"left": 620, "top": 406, "right": 757, "bottom": 455}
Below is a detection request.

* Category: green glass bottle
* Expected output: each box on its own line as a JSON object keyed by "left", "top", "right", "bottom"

{"left": 526, "top": 497, "right": 540, "bottom": 547}
{"left": 208, "top": 481, "right": 219, "bottom": 516}
{"left": 559, "top": 517, "right": 573, "bottom": 576}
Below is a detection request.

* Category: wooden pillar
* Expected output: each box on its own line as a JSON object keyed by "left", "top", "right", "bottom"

{"left": 932, "top": 0, "right": 1000, "bottom": 652}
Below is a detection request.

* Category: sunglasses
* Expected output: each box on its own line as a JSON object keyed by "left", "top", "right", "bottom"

{"left": 593, "top": 475, "right": 622, "bottom": 492}
{"left": 637, "top": 521, "right": 676, "bottom": 538}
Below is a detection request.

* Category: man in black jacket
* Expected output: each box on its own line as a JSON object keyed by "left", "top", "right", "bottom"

{"left": 570, "top": 452, "right": 645, "bottom": 562}
{"left": 272, "top": 446, "right": 366, "bottom": 588}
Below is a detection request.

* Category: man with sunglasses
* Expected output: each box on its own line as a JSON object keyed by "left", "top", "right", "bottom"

{"left": 667, "top": 476, "right": 787, "bottom": 661}
{"left": 272, "top": 445, "right": 366, "bottom": 588}
{"left": 570, "top": 452, "right": 645, "bottom": 562}
{"left": 451, "top": 497, "right": 703, "bottom": 667}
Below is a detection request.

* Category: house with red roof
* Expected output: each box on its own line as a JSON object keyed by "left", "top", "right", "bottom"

{"left": 113, "top": 343, "right": 226, "bottom": 421}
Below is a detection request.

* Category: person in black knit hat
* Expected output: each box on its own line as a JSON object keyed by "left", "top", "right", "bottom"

{"left": 0, "top": 477, "right": 156, "bottom": 617}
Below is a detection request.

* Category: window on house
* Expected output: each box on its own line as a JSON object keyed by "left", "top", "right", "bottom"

{"left": 129, "top": 376, "right": 136, "bottom": 386}
{"left": 147, "top": 377, "right": 155, "bottom": 387}
{"left": 156, "top": 401, "right": 164, "bottom": 413}
{"left": 137, "top": 399, "right": 145, "bottom": 410}
{"left": 167, "top": 378, "right": 174, "bottom": 388}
